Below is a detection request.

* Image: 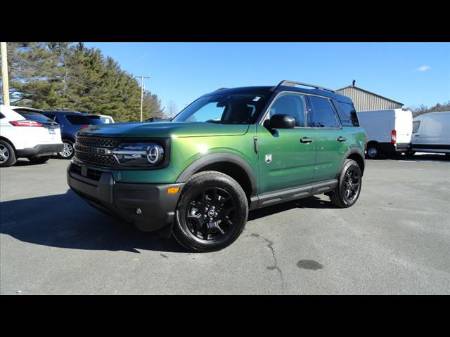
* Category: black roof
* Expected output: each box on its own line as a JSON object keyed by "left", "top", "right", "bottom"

{"left": 205, "top": 83, "right": 353, "bottom": 104}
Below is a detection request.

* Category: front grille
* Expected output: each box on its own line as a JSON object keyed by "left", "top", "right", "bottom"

{"left": 74, "top": 136, "right": 119, "bottom": 167}
{"left": 76, "top": 135, "right": 120, "bottom": 148}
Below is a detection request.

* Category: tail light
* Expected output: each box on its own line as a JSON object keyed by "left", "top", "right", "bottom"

{"left": 391, "top": 129, "right": 397, "bottom": 144}
{"left": 10, "top": 120, "right": 43, "bottom": 127}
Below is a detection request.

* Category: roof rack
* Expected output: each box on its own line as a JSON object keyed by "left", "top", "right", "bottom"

{"left": 274, "top": 80, "right": 335, "bottom": 93}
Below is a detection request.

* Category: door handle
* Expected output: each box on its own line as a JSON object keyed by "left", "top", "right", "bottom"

{"left": 337, "top": 136, "right": 347, "bottom": 142}
{"left": 300, "top": 137, "right": 313, "bottom": 144}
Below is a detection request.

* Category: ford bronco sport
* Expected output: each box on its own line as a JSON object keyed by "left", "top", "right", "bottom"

{"left": 68, "top": 80, "right": 367, "bottom": 252}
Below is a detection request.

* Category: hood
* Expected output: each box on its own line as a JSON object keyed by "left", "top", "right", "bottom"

{"left": 78, "top": 122, "right": 250, "bottom": 138}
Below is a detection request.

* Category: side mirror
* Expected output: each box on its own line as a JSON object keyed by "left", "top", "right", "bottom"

{"left": 268, "top": 114, "right": 296, "bottom": 129}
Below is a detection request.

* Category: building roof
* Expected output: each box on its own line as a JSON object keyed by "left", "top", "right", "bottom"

{"left": 336, "top": 85, "right": 403, "bottom": 106}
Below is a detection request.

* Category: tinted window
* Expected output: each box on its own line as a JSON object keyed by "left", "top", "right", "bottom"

{"left": 412, "top": 121, "right": 420, "bottom": 133}
{"left": 307, "top": 96, "right": 340, "bottom": 128}
{"left": 13, "top": 110, "right": 55, "bottom": 124}
{"left": 269, "top": 94, "right": 306, "bottom": 127}
{"left": 42, "top": 112, "right": 57, "bottom": 122}
{"left": 0, "top": 112, "right": 4, "bottom": 119}
{"left": 86, "top": 115, "right": 106, "bottom": 125}
{"left": 66, "top": 115, "right": 94, "bottom": 125}
{"left": 335, "top": 101, "right": 359, "bottom": 127}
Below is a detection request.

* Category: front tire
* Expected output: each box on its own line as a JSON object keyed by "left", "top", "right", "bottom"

{"left": 59, "top": 140, "right": 74, "bottom": 159}
{"left": 0, "top": 140, "right": 17, "bottom": 167}
{"left": 329, "top": 159, "right": 362, "bottom": 208}
{"left": 173, "top": 171, "right": 249, "bottom": 252}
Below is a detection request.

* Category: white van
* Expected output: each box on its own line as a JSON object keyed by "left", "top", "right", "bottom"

{"left": 411, "top": 111, "right": 450, "bottom": 156}
{"left": 356, "top": 109, "right": 413, "bottom": 158}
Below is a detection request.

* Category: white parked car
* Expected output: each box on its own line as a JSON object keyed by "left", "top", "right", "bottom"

{"left": 0, "top": 105, "right": 63, "bottom": 167}
{"left": 356, "top": 108, "right": 413, "bottom": 158}
{"left": 411, "top": 111, "right": 450, "bottom": 156}
{"left": 99, "top": 114, "right": 115, "bottom": 124}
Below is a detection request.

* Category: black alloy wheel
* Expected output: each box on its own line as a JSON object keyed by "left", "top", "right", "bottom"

{"left": 173, "top": 171, "right": 248, "bottom": 252}
{"left": 341, "top": 165, "right": 361, "bottom": 204}
{"left": 185, "top": 187, "right": 236, "bottom": 241}
{"left": 330, "top": 159, "right": 362, "bottom": 208}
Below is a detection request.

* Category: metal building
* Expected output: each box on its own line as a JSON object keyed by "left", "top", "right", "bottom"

{"left": 336, "top": 81, "right": 403, "bottom": 112}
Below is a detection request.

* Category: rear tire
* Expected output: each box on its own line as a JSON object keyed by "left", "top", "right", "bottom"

{"left": 173, "top": 171, "right": 248, "bottom": 252}
{"left": 29, "top": 156, "right": 50, "bottom": 164}
{"left": 59, "top": 140, "right": 74, "bottom": 159}
{"left": 405, "top": 150, "right": 415, "bottom": 158}
{"left": 329, "top": 159, "right": 362, "bottom": 208}
{"left": 0, "top": 140, "right": 17, "bottom": 167}
{"left": 366, "top": 143, "right": 379, "bottom": 159}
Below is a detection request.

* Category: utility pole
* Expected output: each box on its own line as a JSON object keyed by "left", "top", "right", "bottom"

{"left": 135, "top": 75, "right": 150, "bottom": 122}
{"left": 1, "top": 42, "right": 10, "bottom": 106}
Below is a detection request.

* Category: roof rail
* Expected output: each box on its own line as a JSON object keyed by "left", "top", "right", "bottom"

{"left": 274, "top": 80, "right": 335, "bottom": 93}
{"left": 215, "top": 87, "right": 228, "bottom": 92}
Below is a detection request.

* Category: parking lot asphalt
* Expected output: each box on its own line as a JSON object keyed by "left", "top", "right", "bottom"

{"left": 1, "top": 155, "right": 450, "bottom": 294}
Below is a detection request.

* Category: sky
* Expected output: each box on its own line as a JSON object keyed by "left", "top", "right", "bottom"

{"left": 86, "top": 42, "right": 450, "bottom": 114}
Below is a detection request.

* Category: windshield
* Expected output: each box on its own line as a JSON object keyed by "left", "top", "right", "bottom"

{"left": 173, "top": 93, "right": 269, "bottom": 124}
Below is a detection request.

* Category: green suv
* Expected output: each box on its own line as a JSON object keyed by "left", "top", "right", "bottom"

{"left": 68, "top": 80, "right": 367, "bottom": 252}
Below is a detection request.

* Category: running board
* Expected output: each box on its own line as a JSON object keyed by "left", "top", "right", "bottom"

{"left": 249, "top": 179, "right": 338, "bottom": 210}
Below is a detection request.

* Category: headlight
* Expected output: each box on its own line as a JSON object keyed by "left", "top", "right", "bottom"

{"left": 112, "top": 143, "right": 164, "bottom": 167}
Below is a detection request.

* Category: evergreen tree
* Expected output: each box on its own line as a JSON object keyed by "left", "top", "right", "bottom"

{"left": 6, "top": 42, "right": 164, "bottom": 122}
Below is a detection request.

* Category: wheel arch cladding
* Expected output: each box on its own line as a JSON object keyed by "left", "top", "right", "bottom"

{"left": 346, "top": 152, "right": 365, "bottom": 174}
{"left": 176, "top": 153, "right": 256, "bottom": 200}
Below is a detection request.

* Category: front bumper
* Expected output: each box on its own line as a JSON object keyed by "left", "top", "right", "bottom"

{"left": 16, "top": 143, "right": 64, "bottom": 158}
{"left": 67, "top": 163, "right": 183, "bottom": 232}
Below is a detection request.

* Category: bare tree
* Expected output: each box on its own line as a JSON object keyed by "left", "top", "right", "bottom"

{"left": 165, "top": 100, "right": 179, "bottom": 118}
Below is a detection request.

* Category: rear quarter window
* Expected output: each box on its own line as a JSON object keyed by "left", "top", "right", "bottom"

{"left": 412, "top": 120, "right": 420, "bottom": 133}
{"left": 335, "top": 101, "right": 359, "bottom": 127}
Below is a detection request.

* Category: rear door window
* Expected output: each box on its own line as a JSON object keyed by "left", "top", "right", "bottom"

{"left": 307, "top": 96, "right": 340, "bottom": 128}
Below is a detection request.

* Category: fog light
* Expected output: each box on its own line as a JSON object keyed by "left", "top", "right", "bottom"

{"left": 167, "top": 186, "right": 180, "bottom": 194}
